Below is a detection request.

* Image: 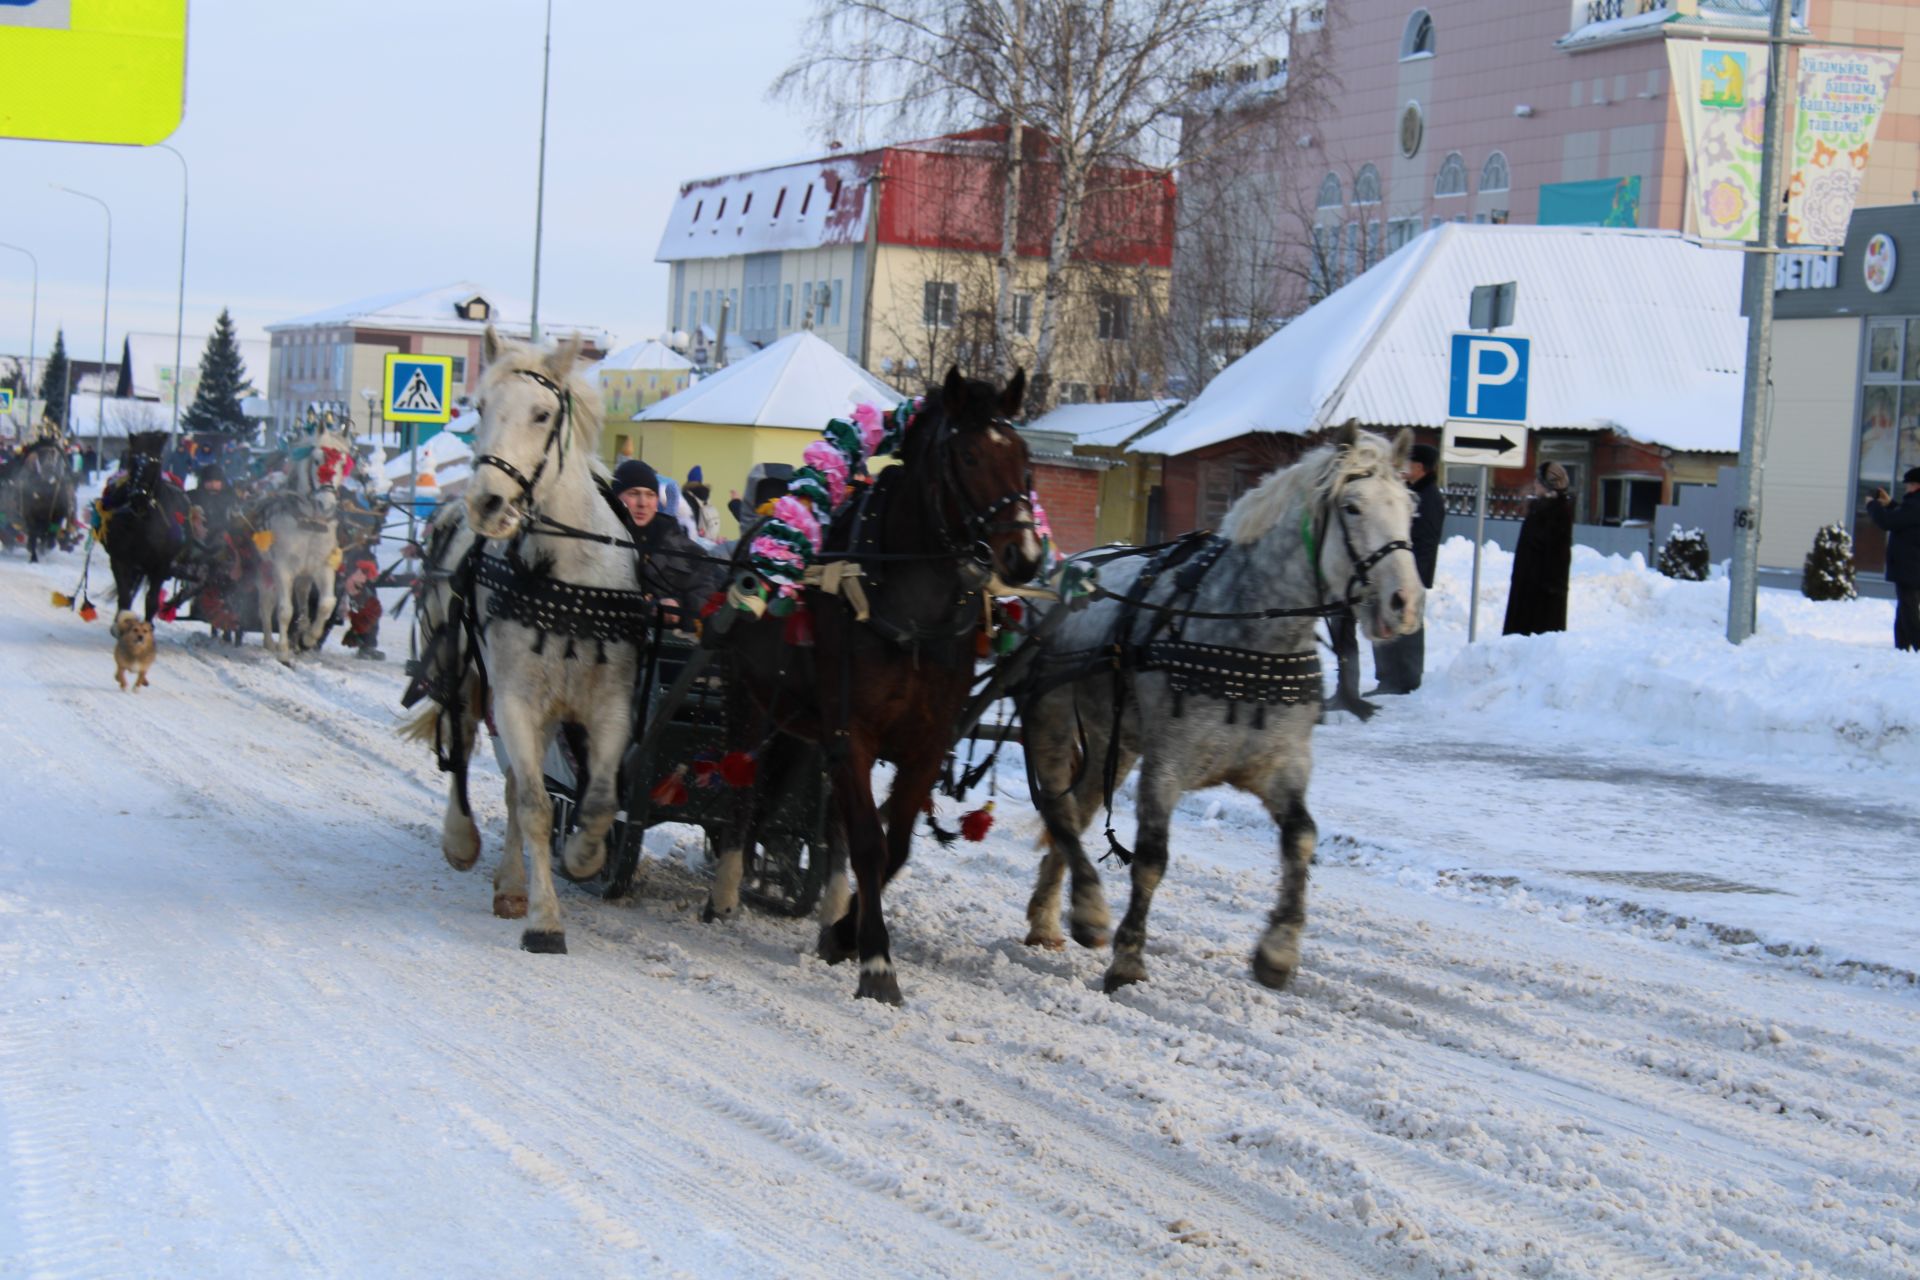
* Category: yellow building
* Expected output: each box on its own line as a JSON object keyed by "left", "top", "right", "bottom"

{"left": 631, "top": 332, "right": 901, "bottom": 539}
{"left": 596, "top": 339, "right": 695, "bottom": 460}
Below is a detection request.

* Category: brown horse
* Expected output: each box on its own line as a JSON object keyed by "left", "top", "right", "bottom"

{"left": 710, "top": 368, "right": 1042, "bottom": 1003}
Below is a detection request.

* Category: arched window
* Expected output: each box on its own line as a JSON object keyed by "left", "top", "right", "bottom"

{"left": 1401, "top": 9, "right": 1435, "bottom": 59}
{"left": 1434, "top": 151, "right": 1467, "bottom": 198}
{"left": 1354, "top": 164, "right": 1381, "bottom": 205}
{"left": 1480, "top": 151, "right": 1510, "bottom": 193}
{"left": 1317, "top": 172, "right": 1343, "bottom": 209}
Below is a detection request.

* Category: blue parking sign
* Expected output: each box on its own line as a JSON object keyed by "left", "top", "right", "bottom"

{"left": 1448, "top": 333, "right": 1529, "bottom": 422}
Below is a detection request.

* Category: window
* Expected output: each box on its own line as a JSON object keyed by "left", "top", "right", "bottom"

{"left": 742, "top": 192, "right": 753, "bottom": 215}
{"left": 1435, "top": 151, "right": 1468, "bottom": 198}
{"left": 1401, "top": 9, "right": 1434, "bottom": 59}
{"left": 1310, "top": 226, "right": 1331, "bottom": 295}
{"left": 1097, "top": 293, "right": 1132, "bottom": 341}
{"left": 1399, "top": 101, "right": 1424, "bottom": 158}
{"left": 923, "top": 280, "right": 959, "bottom": 328}
{"left": 800, "top": 184, "right": 814, "bottom": 215}
{"left": 1600, "top": 476, "right": 1662, "bottom": 527}
{"left": 1317, "top": 172, "right": 1343, "bottom": 209}
{"left": 1011, "top": 292, "right": 1034, "bottom": 337}
{"left": 1342, "top": 221, "right": 1360, "bottom": 283}
{"left": 686, "top": 291, "right": 696, "bottom": 330}
{"left": 1368, "top": 220, "right": 1384, "bottom": 268}
{"left": 1480, "top": 151, "right": 1510, "bottom": 194}
{"left": 703, "top": 290, "right": 713, "bottom": 325}
{"left": 692, "top": 199, "right": 703, "bottom": 222}
{"left": 450, "top": 356, "right": 466, "bottom": 385}
{"left": 828, "top": 179, "right": 841, "bottom": 210}
{"left": 783, "top": 282, "right": 794, "bottom": 328}
{"left": 830, "top": 279, "right": 843, "bottom": 325}
{"left": 1387, "top": 216, "right": 1421, "bottom": 252}
{"left": 1855, "top": 318, "right": 1920, "bottom": 571}
{"left": 1354, "top": 164, "right": 1381, "bottom": 206}
{"left": 716, "top": 197, "right": 727, "bottom": 218}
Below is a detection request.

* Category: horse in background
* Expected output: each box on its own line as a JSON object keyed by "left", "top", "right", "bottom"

{"left": 1, "top": 437, "right": 76, "bottom": 562}
{"left": 1019, "top": 425, "right": 1423, "bottom": 996}
{"left": 100, "top": 431, "right": 190, "bottom": 622}
{"left": 710, "top": 367, "right": 1043, "bottom": 1004}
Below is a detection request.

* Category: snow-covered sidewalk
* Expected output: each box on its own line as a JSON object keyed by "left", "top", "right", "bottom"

{"left": 2, "top": 544, "right": 1917, "bottom": 1279}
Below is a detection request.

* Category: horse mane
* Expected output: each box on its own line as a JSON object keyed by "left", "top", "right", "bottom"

{"left": 478, "top": 333, "right": 607, "bottom": 475}
{"left": 1219, "top": 431, "right": 1398, "bottom": 546}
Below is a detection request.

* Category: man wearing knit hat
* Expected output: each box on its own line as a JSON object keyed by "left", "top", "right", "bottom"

{"left": 611, "top": 458, "right": 720, "bottom": 625}
{"left": 1369, "top": 441, "right": 1446, "bottom": 694}
{"left": 1867, "top": 466, "right": 1920, "bottom": 652}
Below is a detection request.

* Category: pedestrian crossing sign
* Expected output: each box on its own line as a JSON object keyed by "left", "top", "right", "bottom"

{"left": 0, "top": 389, "right": 13, "bottom": 414}
{"left": 384, "top": 354, "right": 454, "bottom": 425}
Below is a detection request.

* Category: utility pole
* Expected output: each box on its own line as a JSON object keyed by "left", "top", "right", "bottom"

{"left": 529, "top": 0, "right": 553, "bottom": 345}
{"left": 1726, "top": 0, "right": 1794, "bottom": 644}
{"left": 158, "top": 144, "right": 189, "bottom": 450}
{"left": 0, "top": 242, "right": 37, "bottom": 432}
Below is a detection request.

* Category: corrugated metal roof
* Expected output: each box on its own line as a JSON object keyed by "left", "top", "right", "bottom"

{"left": 1023, "top": 399, "right": 1182, "bottom": 448}
{"left": 1132, "top": 224, "right": 1747, "bottom": 458}
{"left": 654, "top": 155, "right": 876, "bottom": 265}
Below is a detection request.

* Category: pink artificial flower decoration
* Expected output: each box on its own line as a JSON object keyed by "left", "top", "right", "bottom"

{"left": 803, "top": 440, "right": 852, "bottom": 507}
{"left": 852, "top": 402, "right": 886, "bottom": 456}
{"left": 750, "top": 535, "right": 805, "bottom": 566}
{"left": 1028, "top": 490, "right": 1053, "bottom": 542}
{"left": 771, "top": 495, "right": 823, "bottom": 550}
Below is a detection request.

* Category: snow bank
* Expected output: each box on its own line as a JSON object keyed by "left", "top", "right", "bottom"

{"left": 1413, "top": 538, "right": 1917, "bottom": 771}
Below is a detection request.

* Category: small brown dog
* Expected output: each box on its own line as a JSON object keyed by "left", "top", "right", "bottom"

{"left": 111, "top": 611, "right": 156, "bottom": 692}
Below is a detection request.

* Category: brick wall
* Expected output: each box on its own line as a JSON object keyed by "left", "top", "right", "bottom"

{"left": 1033, "top": 460, "right": 1104, "bottom": 554}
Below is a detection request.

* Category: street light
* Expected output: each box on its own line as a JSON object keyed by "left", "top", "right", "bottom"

{"left": 0, "top": 241, "right": 38, "bottom": 432}
{"left": 361, "top": 386, "right": 378, "bottom": 439}
{"left": 529, "top": 0, "right": 553, "bottom": 344}
{"left": 156, "top": 143, "right": 188, "bottom": 449}
{"left": 53, "top": 184, "right": 111, "bottom": 469}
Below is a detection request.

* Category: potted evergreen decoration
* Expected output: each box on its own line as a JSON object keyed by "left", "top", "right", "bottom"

{"left": 1656, "top": 525, "right": 1710, "bottom": 581}
{"left": 1800, "top": 523, "right": 1858, "bottom": 601}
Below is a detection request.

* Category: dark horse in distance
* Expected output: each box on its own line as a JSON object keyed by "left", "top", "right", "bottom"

{"left": 708, "top": 368, "right": 1044, "bottom": 1004}
{"left": 1, "top": 437, "right": 76, "bottom": 562}
{"left": 100, "top": 431, "right": 191, "bottom": 622}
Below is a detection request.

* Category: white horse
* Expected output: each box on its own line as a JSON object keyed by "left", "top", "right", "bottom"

{"left": 405, "top": 329, "right": 641, "bottom": 953}
{"left": 254, "top": 487, "right": 342, "bottom": 664}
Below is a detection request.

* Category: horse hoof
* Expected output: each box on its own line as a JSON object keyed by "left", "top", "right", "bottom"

{"left": 520, "top": 930, "right": 567, "bottom": 955}
{"left": 1102, "top": 962, "right": 1147, "bottom": 994}
{"left": 700, "top": 898, "right": 736, "bottom": 924}
{"left": 1071, "top": 922, "right": 1112, "bottom": 950}
{"left": 855, "top": 967, "right": 904, "bottom": 1005}
{"left": 1023, "top": 928, "right": 1067, "bottom": 951}
{"left": 493, "top": 893, "right": 528, "bottom": 920}
{"left": 561, "top": 846, "right": 606, "bottom": 882}
{"left": 1251, "top": 949, "right": 1298, "bottom": 991}
{"left": 816, "top": 922, "right": 857, "bottom": 965}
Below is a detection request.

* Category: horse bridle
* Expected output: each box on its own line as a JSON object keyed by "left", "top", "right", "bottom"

{"left": 1314, "top": 464, "right": 1413, "bottom": 610}
{"left": 473, "top": 368, "right": 572, "bottom": 520}
{"left": 931, "top": 413, "right": 1036, "bottom": 565}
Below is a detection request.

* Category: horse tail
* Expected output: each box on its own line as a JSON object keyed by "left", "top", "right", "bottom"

{"left": 398, "top": 703, "right": 441, "bottom": 743}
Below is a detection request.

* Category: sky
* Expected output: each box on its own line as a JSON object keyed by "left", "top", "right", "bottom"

{"left": 0, "top": 0, "right": 824, "bottom": 371}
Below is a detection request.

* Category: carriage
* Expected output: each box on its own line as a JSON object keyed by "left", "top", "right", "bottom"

{"left": 540, "top": 627, "right": 836, "bottom": 918}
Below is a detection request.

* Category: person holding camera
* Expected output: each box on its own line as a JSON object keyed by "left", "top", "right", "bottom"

{"left": 1867, "top": 466, "right": 1920, "bottom": 652}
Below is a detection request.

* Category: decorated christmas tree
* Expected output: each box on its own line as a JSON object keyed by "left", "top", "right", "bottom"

{"left": 1800, "top": 522, "right": 1857, "bottom": 601}
{"left": 179, "top": 308, "right": 253, "bottom": 438}
{"left": 1656, "top": 525, "right": 1710, "bottom": 581}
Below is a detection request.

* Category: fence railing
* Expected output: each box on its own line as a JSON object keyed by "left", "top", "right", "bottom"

{"left": 1442, "top": 483, "right": 1528, "bottom": 521}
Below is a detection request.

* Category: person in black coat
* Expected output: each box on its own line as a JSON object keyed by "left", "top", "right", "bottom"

{"left": 611, "top": 459, "right": 724, "bottom": 627}
{"left": 1369, "top": 442, "right": 1445, "bottom": 694}
{"left": 1867, "top": 466, "right": 1920, "bottom": 652}
{"left": 1503, "top": 461, "right": 1575, "bottom": 636}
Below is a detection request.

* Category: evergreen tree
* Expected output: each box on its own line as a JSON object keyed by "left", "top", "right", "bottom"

{"left": 179, "top": 308, "right": 253, "bottom": 437}
{"left": 35, "top": 329, "right": 70, "bottom": 428}
{"left": 1656, "top": 525, "right": 1711, "bottom": 581}
{"left": 1800, "top": 523, "right": 1858, "bottom": 601}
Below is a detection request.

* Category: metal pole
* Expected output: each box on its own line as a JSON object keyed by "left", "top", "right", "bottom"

{"left": 1727, "top": 0, "right": 1794, "bottom": 644}
{"left": 406, "top": 422, "right": 420, "bottom": 555}
{"left": 54, "top": 186, "right": 111, "bottom": 471}
{"left": 528, "top": 0, "right": 553, "bottom": 344}
{"left": 158, "top": 144, "right": 189, "bottom": 449}
{"left": 1469, "top": 465, "right": 1487, "bottom": 642}
{"left": 0, "top": 242, "right": 36, "bottom": 432}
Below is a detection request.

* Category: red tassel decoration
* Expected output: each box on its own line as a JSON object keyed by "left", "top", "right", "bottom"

{"left": 79, "top": 602, "right": 98, "bottom": 623}
{"left": 691, "top": 758, "right": 720, "bottom": 787}
{"left": 158, "top": 605, "right": 178, "bottom": 622}
{"left": 960, "top": 802, "right": 996, "bottom": 842}
{"left": 649, "top": 768, "right": 689, "bottom": 807}
{"left": 719, "top": 750, "right": 757, "bottom": 788}
{"left": 699, "top": 590, "right": 726, "bottom": 620}
{"left": 782, "top": 606, "right": 815, "bottom": 647}
{"left": 1003, "top": 599, "right": 1024, "bottom": 624}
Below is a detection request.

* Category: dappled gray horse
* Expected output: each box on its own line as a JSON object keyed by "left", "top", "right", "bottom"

{"left": 1021, "top": 425, "right": 1423, "bottom": 994}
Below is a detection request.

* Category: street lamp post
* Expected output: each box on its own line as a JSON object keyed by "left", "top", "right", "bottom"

{"left": 0, "top": 241, "right": 37, "bottom": 433}
{"left": 156, "top": 144, "right": 189, "bottom": 449}
{"left": 53, "top": 185, "right": 111, "bottom": 470}
{"left": 529, "top": 0, "right": 553, "bottom": 344}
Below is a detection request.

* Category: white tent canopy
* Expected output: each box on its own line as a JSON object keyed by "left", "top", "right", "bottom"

{"left": 635, "top": 331, "right": 900, "bottom": 428}
{"left": 596, "top": 339, "right": 694, "bottom": 374}
{"left": 1133, "top": 224, "right": 1747, "bottom": 457}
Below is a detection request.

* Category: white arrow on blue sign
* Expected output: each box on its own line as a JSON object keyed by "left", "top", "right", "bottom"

{"left": 1448, "top": 332, "right": 1530, "bottom": 423}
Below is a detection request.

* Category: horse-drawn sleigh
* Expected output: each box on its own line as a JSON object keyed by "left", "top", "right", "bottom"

{"left": 404, "top": 328, "right": 1423, "bottom": 1005}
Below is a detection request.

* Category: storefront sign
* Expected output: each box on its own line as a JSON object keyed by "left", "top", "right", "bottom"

{"left": 1667, "top": 42, "right": 1769, "bottom": 241}
{"left": 1775, "top": 252, "right": 1840, "bottom": 291}
{"left": 1863, "top": 234, "right": 1897, "bottom": 294}
{"left": 1788, "top": 49, "right": 1902, "bottom": 247}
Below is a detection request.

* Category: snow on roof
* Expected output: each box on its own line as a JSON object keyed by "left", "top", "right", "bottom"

{"left": 1132, "top": 224, "right": 1746, "bottom": 458}
{"left": 635, "top": 331, "right": 900, "bottom": 430}
{"left": 1023, "top": 399, "right": 1183, "bottom": 449}
{"left": 122, "top": 332, "right": 269, "bottom": 401}
{"left": 655, "top": 153, "right": 876, "bottom": 264}
{"left": 1557, "top": 0, "right": 1796, "bottom": 50}
{"left": 268, "top": 282, "right": 611, "bottom": 347}
{"left": 596, "top": 339, "right": 694, "bottom": 374}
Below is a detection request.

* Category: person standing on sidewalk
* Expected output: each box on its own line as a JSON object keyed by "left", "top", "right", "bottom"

{"left": 1503, "top": 461, "right": 1575, "bottom": 636}
{"left": 1867, "top": 466, "right": 1920, "bottom": 652}
{"left": 1369, "top": 442, "right": 1445, "bottom": 694}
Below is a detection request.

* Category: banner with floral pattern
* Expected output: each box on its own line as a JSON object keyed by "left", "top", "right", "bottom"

{"left": 1787, "top": 49, "right": 1901, "bottom": 247}
{"left": 1667, "top": 42, "right": 1771, "bottom": 242}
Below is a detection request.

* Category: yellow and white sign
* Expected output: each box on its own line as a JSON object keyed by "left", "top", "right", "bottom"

{"left": 0, "top": 0, "right": 188, "bottom": 146}
{"left": 383, "top": 354, "right": 454, "bottom": 425}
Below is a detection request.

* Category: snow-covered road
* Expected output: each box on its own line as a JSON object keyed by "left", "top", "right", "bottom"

{"left": 2, "top": 547, "right": 1917, "bottom": 1279}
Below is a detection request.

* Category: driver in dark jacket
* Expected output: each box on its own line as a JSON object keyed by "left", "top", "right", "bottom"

{"left": 1867, "top": 465, "right": 1920, "bottom": 652}
{"left": 1369, "top": 442, "right": 1445, "bottom": 694}
{"left": 611, "top": 459, "right": 722, "bottom": 625}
